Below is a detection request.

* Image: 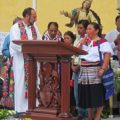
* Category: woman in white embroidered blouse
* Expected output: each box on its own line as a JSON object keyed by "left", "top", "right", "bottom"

{"left": 78, "top": 22, "right": 113, "bottom": 120}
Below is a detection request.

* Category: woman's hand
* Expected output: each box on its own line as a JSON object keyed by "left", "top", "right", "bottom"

{"left": 98, "top": 53, "right": 111, "bottom": 77}
{"left": 79, "top": 36, "right": 91, "bottom": 46}
{"left": 80, "top": 37, "right": 87, "bottom": 45}
{"left": 76, "top": 37, "right": 87, "bottom": 48}
{"left": 98, "top": 68, "right": 105, "bottom": 78}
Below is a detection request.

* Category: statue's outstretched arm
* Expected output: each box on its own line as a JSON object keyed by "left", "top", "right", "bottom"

{"left": 60, "top": 10, "right": 72, "bottom": 18}
{"left": 60, "top": 8, "right": 79, "bottom": 27}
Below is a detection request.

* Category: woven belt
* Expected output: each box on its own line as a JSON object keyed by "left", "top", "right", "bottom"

{"left": 81, "top": 60, "right": 100, "bottom": 67}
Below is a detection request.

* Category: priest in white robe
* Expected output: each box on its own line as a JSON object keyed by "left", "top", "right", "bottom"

{"left": 9, "top": 7, "right": 42, "bottom": 113}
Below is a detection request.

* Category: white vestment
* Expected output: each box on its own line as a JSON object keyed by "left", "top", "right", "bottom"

{"left": 10, "top": 22, "right": 42, "bottom": 112}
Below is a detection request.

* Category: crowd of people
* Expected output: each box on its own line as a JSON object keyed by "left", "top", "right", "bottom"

{"left": 0, "top": 2, "right": 120, "bottom": 120}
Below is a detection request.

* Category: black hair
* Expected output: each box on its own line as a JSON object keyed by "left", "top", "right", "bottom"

{"left": 47, "top": 22, "right": 58, "bottom": 29}
{"left": 64, "top": 31, "right": 76, "bottom": 42}
{"left": 13, "top": 16, "right": 22, "bottom": 25}
{"left": 77, "top": 20, "right": 89, "bottom": 29}
{"left": 89, "top": 22, "right": 102, "bottom": 37}
{"left": 115, "top": 15, "right": 120, "bottom": 22}
{"left": 22, "top": 7, "right": 34, "bottom": 17}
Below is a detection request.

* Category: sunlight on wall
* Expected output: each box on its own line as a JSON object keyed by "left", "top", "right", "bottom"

{"left": 0, "top": 0, "right": 118, "bottom": 34}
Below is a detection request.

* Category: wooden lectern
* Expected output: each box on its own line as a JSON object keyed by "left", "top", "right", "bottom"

{"left": 13, "top": 40, "right": 87, "bottom": 120}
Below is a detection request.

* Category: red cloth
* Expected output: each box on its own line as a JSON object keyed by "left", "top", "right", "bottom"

{"left": 70, "top": 79, "right": 74, "bottom": 87}
{"left": 118, "top": 44, "right": 120, "bottom": 51}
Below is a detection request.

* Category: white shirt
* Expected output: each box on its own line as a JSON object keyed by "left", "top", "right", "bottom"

{"left": 72, "top": 36, "right": 82, "bottom": 65}
{"left": 80, "top": 39, "right": 113, "bottom": 62}
{"left": 105, "top": 29, "right": 120, "bottom": 55}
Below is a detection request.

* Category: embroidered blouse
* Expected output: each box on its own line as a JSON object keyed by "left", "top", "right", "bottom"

{"left": 80, "top": 39, "right": 113, "bottom": 62}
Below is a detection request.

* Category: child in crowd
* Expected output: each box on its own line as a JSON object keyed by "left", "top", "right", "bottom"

{"left": 63, "top": 31, "right": 76, "bottom": 45}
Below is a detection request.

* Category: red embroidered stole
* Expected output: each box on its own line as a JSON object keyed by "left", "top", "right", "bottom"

{"left": 18, "top": 20, "right": 37, "bottom": 40}
{"left": 18, "top": 20, "right": 37, "bottom": 98}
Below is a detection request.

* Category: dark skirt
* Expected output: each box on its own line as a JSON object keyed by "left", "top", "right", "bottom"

{"left": 78, "top": 65, "right": 105, "bottom": 108}
{"left": 78, "top": 83, "right": 105, "bottom": 108}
